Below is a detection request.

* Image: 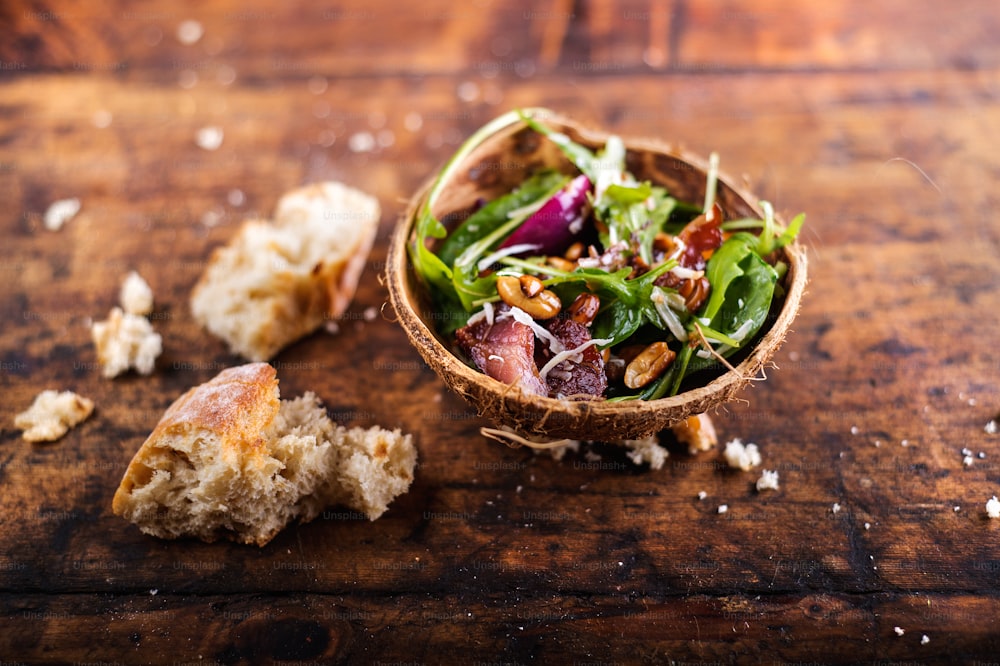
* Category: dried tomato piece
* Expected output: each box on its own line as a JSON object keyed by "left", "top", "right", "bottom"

{"left": 677, "top": 202, "right": 724, "bottom": 270}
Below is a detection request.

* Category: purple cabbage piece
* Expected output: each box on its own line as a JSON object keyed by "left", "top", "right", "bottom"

{"left": 498, "top": 174, "right": 591, "bottom": 256}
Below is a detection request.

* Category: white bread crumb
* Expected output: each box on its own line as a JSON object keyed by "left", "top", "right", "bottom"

{"left": 120, "top": 271, "right": 154, "bottom": 315}
{"left": 723, "top": 438, "right": 761, "bottom": 471}
{"left": 717, "top": 504, "right": 728, "bottom": 514}
{"left": 755, "top": 469, "right": 780, "bottom": 492}
{"left": 987, "top": 496, "right": 1000, "bottom": 519}
{"left": 986, "top": 419, "right": 998, "bottom": 434}
{"left": 112, "top": 363, "right": 416, "bottom": 546}
{"left": 921, "top": 635, "right": 929, "bottom": 645}
{"left": 894, "top": 626, "right": 904, "bottom": 636}
{"left": 195, "top": 126, "right": 224, "bottom": 150}
{"left": 43, "top": 198, "right": 80, "bottom": 231}
{"left": 91, "top": 307, "right": 162, "bottom": 378}
{"left": 618, "top": 436, "right": 668, "bottom": 470}
{"left": 832, "top": 502, "right": 841, "bottom": 514}
{"left": 15, "top": 390, "right": 94, "bottom": 442}
{"left": 191, "top": 182, "right": 380, "bottom": 361}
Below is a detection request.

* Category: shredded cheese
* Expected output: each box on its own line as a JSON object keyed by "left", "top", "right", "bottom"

{"left": 502, "top": 306, "right": 565, "bottom": 354}
{"left": 537, "top": 337, "right": 613, "bottom": 381}
{"left": 476, "top": 244, "right": 541, "bottom": 272}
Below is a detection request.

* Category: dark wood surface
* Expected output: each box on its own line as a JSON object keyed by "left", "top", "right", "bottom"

{"left": 3, "top": 1, "right": 1000, "bottom": 663}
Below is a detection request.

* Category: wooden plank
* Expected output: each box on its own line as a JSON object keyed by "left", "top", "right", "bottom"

{"left": 1, "top": 592, "right": 998, "bottom": 662}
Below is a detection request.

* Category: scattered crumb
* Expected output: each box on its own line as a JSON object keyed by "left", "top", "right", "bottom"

{"left": 348, "top": 131, "right": 376, "bottom": 153}
{"left": 120, "top": 271, "right": 154, "bottom": 316}
{"left": 832, "top": 503, "right": 841, "bottom": 514}
{"left": 150, "top": 589, "right": 158, "bottom": 596}
{"left": 979, "top": 452, "right": 986, "bottom": 459}
{"left": 987, "top": 496, "right": 1000, "bottom": 519}
{"left": 195, "top": 126, "right": 224, "bottom": 151}
{"left": 723, "top": 438, "right": 761, "bottom": 471}
{"left": 954, "top": 506, "right": 961, "bottom": 512}
{"left": 963, "top": 455, "right": 974, "bottom": 467}
{"left": 176, "top": 19, "right": 204, "bottom": 45}
{"left": 850, "top": 425, "right": 859, "bottom": 435}
{"left": 697, "top": 491, "right": 707, "bottom": 501}
{"left": 864, "top": 522, "right": 871, "bottom": 530}
{"left": 363, "top": 306, "right": 378, "bottom": 322}
{"left": 986, "top": 420, "right": 998, "bottom": 435}
{"left": 894, "top": 626, "right": 905, "bottom": 637}
{"left": 91, "top": 307, "right": 162, "bottom": 378}
{"left": 618, "top": 437, "right": 668, "bottom": 470}
{"left": 43, "top": 198, "right": 81, "bottom": 231}
{"left": 901, "top": 439, "right": 910, "bottom": 447}
{"left": 755, "top": 469, "right": 780, "bottom": 492}
{"left": 962, "top": 447, "right": 973, "bottom": 456}
{"left": 15, "top": 390, "right": 94, "bottom": 442}
{"left": 717, "top": 504, "right": 728, "bottom": 514}
{"left": 921, "top": 635, "right": 929, "bottom": 645}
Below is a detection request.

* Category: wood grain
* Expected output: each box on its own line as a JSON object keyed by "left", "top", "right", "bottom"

{"left": 2, "top": 0, "right": 1000, "bottom": 662}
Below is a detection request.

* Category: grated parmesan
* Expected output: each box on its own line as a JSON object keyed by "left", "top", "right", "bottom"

{"left": 537, "top": 337, "right": 613, "bottom": 382}
{"left": 476, "top": 244, "right": 541, "bottom": 272}
{"left": 503, "top": 306, "right": 565, "bottom": 354}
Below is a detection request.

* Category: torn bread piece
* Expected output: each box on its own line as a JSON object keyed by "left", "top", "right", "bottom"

{"left": 15, "top": 390, "right": 94, "bottom": 442}
{"left": 112, "top": 363, "right": 416, "bottom": 546}
{"left": 120, "top": 271, "right": 154, "bottom": 316}
{"left": 190, "top": 182, "right": 380, "bottom": 361}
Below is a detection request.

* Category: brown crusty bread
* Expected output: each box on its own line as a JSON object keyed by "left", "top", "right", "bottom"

{"left": 190, "top": 182, "right": 380, "bottom": 361}
{"left": 112, "top": 363, "right": 416, "bottom": 546}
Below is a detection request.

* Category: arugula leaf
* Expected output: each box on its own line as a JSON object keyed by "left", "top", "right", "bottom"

{"left": 518, "top": 110, "right": 598, "bottom": 180}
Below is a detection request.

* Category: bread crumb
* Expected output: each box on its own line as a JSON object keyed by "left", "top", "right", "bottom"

{"left": 176, "top": 20, "right": 204, "bottom": 45}
{"left": 618, "top": 436, "right": 668, "bottom": 470}
{"left": 195, "top": 126, "right": 224, "bottom": 151}
{"left": 755, "top": 469, "right": 780, "bottom": 492}
{"left": 120, "top": 271, "right": 154, "bottom": 316}
{"left": 921, "top": 634, "right": 929, "bottom": 645}
{"left": 986, "top": 419, "right": 998, "bottom": 434}
{"left": 963, "top": 455, "right": 974, "bottom": 467}
{"left": 723, "top": 438, "right": 761, "bottom": 471}
{"left": 717, "top": 504, "right": 728, "bottom": 514}
{"left": 864, "top": 522, "right": 871, "bottom": 530}
{"left": 43, "top": 198, "right": 81, "bottom": 231}
{"left": 91, "top": 307, "right": 162, "bottom": 378}
{"left": 986, "top": 496, "right": 1000, "bottom": 519}
{"left": 831, "top": 502, "right": 841, "bottom": 514}
{"left": 15, "top": 390, "right": 94, "bottom": 442}
{"left": 697, "top": 491, "right": 707, "bottom": 501}
{"left": 894, "top": 626, "right": 904, "bottom": 637}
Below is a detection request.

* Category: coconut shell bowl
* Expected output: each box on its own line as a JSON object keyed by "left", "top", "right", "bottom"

{"left": 386, "top": 109, "right": 807, "bottom": 442}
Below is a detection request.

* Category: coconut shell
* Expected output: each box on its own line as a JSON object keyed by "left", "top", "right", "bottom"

{"left": 386, "top": 111, "right": 808, "bottom": 441}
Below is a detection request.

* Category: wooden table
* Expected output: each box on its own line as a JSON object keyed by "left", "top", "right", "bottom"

{"left": 3, "top": 1, "right": 999, "bottom": 662}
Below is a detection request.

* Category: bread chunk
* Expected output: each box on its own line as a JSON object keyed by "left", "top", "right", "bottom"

{"left": 15, "top": 390, "right": 94, "bottom": 442}
{"left": 190, "top": 182, "right": 380, "bottom": 361}
{"left": 91, "top": 307, "right": 162, "bottom": 378}
{"left": 112, "top": 363, "right": 416, "bottom": 546}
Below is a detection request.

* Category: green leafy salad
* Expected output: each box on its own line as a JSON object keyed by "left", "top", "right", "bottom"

{"left": 408, "top": 109, "right": 804, "bottom": 401}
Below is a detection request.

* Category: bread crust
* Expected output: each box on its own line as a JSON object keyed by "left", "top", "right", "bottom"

{"left": 111, "top": 363, "right": 279, "bottom": 518}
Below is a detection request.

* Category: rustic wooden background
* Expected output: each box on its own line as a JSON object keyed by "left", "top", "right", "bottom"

{"left": 2, "top": 0, "right": 1000, "bottom": 663}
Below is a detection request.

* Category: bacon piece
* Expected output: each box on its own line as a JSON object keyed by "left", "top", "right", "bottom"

{"left": 537, "top": 318, "right": 607, "bottom": 398}
{"left": 678, "top": 202, "right": 724, "bottom": 270}
{"left": 456, "top": 316, "right": 547, "bottom": 396}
